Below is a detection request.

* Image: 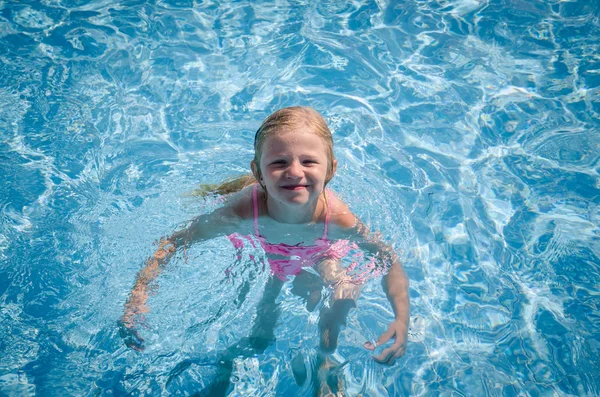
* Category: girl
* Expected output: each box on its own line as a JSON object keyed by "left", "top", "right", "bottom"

{"left": 120, "top": 106, "right": 410, "bottom": 394}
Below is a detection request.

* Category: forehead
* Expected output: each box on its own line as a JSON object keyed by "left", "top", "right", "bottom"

{"left": 261, "top": 130, "right": 328, "bottom": 156}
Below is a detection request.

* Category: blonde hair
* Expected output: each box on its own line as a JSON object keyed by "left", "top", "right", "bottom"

{"left": 252, "top": 106, "right": 336, "bottom": 187}
{"left": 195, "top": 106, "right": 335, "bottom": 197}
{"left": 190, "top": 174, "right": 256, "bottom": 197}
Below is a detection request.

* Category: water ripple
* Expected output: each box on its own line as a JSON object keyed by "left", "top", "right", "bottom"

{"left": 1, "top": 0, "right": 599, "bottom": 395}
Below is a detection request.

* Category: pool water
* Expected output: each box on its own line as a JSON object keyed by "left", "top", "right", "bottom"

{"left": 1, "top": 0, "right": 599, "bottom": 395}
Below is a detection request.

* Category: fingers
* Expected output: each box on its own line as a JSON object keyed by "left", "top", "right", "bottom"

{"left": 364, "top": 323, "right": 397, "bottom": 351}
{"left": 365, "top": 323, "right": 408, "bottom": 365}
{"left": 373, "top": 341, "right": 406, "bottom": 365}
{"left": 363, "top": 340, "right": 376, "bottom": 351}
{"left": 118, "top": 319, "right": 145, "bottom": 352}
{"left": 125, "top": 334, "right": 145, "bottom": 352}
{"left": 364, "top": 341, "right": 406, "bottom": 364}
{"left": 124, "top": 329, "right": 145, "bottom": 351}
{"left": 377, "top": 325, "right": 396, "bottom": 347}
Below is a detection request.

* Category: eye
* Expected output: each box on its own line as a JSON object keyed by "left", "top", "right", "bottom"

{"left": 269, "top": 160, "right": 286, "bottom": 166}
{"left": 303, "top": 159, "right": 318, "bottom": 165}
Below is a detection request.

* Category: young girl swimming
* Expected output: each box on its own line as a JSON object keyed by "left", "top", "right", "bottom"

{"left": 120, "top": 106, "right": 410, "bottom": 394}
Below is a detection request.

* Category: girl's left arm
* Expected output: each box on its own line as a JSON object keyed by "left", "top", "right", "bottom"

{"left": 328, "top": 193, "right": 410, "bottom": 364}
{"left": 352, "top": 219, "right": 409, "bottom": 364}
{"left": 368, "top": 253, "right": 410, "bottom": 365}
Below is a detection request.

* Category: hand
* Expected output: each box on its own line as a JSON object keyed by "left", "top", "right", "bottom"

{"left": 118, "top": 318, "right": 145, "bottom": 351}
{"left": 119, "top": 286, "right": 151, "bottom": 351}
{"left": 364, "top": 319, "right": 408, "bottom": 365}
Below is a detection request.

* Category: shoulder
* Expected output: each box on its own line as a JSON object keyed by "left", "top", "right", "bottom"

{"left": 325, "top": 189, "right": 357, "bottom": 229}
{"left": 226, "top": 184, "right": 259, "bottom": 219}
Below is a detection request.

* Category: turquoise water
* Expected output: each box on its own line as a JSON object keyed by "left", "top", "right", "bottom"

{"left": 1, "top": 0, "right": 599, "bottom": 395}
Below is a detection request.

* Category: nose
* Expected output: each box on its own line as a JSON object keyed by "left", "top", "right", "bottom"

{"left": 286, "top": 160, "right": 303, "bottom": 179}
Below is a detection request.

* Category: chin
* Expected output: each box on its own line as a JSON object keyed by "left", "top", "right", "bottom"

{"left": 288, "top": 197, "right": 311, "bottom": 206}
{"left": 280, "top": 195, "right": 310, "bottom": 205}
{"left": 277, "top": 189, "right": 313, "bottom": 205}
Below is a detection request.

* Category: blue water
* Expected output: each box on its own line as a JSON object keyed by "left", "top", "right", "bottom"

{"left": 1, "top": 0, "right": 599, "bottom": 395}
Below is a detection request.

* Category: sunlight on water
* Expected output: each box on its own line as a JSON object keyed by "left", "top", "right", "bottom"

{"left": 1, "top": 0, "right": 599, "bottom": 395}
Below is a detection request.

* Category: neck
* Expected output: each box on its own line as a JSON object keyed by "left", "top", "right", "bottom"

{"left": 266, "top": 194, "right": 325, "bottom": 224}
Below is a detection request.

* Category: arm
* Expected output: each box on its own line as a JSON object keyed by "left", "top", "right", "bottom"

{"left": 121, "top": 238, "right": 176, "bottom": 328}
{"left": 119, "top": 237, "right": 177, "bottom": 350}
{"left": 369, "top": 258, "right": 410, "bottom": 364}
{"left": 313, "top": 191, "right": 411, "bottom": 363}
{"left": 354, "top": 220, "right": 410, "bottom": 365}
{"left": 120, "top": 196, "right": 246, "bottom": 350}
{"left": 326, "top": 191, "right": 410, "bottom": 364}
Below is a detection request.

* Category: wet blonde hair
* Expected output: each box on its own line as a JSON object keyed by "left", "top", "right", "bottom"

{"left": 252, "top": 106, "right": 336, "bottom": 188}
{"left": 194, "top": 106, "right": 335, "bottom": 197}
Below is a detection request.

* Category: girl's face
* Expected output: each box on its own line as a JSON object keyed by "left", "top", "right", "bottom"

{"left": 257, "top": 128, "right": 335, "bottom": 208}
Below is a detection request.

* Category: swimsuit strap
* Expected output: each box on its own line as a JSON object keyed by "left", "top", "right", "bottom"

{"left": 322, "top": 189, "right": 332, "bottom": 240}
{"left": 252, "top": 184, "right": 260, "bottom": 236}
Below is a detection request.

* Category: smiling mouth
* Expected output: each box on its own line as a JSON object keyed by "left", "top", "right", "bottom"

{"left": 281, "top": 185, "right": 308, "bottom": 191}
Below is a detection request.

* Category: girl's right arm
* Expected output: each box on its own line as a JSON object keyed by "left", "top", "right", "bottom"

{"left": 119, "top": 187, "right": 254, "bottom": 350}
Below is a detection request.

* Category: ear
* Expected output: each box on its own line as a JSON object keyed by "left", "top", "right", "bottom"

{"left": 251, "top": 160, "right": 261, "bottom": 181}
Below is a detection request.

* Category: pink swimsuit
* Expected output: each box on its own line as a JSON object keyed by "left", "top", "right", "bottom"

{"left": 228, "top": 185, "right": 355, "bottom": 280}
